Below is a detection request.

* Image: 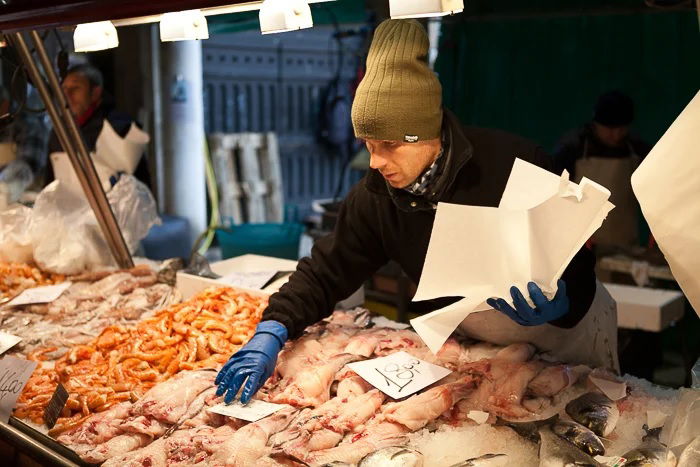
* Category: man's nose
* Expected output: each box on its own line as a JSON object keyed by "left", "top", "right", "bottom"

{"left": 369, "top": 152, "right": 387, "bottom": 170}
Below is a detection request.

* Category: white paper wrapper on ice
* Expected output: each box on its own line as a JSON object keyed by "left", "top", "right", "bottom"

{"left": 29, "top": 175, "right": 159, "bottom": 274}
{"left": 0, "top": 205, "right": 33, "bottom": 263}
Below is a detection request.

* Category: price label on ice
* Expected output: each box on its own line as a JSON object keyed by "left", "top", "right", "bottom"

{"left": 347, "top": 351, "right": 452, "bottom": 399}
{"left": 207, "top": 399, "right": 289, "bottom": 422}
{"left": 0, "top": 332, "right": 21, "bottom": 356}
{"left": 6, "top": 282, "right": 72, "bottom": 307}
{"left": 0, "top": 356, "right": 37, "bottom": 423}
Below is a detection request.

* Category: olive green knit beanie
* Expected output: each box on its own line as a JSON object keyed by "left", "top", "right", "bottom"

{"left": 352, "top": 19, "right": 443, "bottom": 143}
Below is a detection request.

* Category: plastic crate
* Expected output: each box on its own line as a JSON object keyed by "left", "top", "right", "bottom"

{"left": 216, "top": 223, "right": 303, "bottom": 260}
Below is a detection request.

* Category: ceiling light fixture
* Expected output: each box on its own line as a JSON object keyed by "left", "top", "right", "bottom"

{"left": 259, "top": 0, "right": 313, "bottom": 34}
{"left": 110, "top": 1, "right": 333, "bottom": 28}
{"left": 160, "top": 10, "right": 209, "bottom": 42}
{"left": 73, "top": 21, "right": 119, "bottom": 52}
{"left": 389, "top": 0, "right": 464, "bottom": 19}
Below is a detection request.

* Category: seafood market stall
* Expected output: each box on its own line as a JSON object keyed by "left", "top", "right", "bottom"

{"left": 2, "top": 261, "right": 699, "bottom": 466}
{"left": 1, "top": 4, "right": 699, "bottom": 467}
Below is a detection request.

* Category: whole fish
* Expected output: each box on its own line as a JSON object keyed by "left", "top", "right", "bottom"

{"left": 358, "top": 446, "right": 424, "bottom": 467}
{"left": 621, "top": 436, "right": 676, "bottom": 466}
{"left": 538, "top": 426, "right": 603, "bottom": 467}
{"left": 552, "top": 420, "right": 606, "bottom": 457}
{"left": 496, "top": 415, "right": 559, "bottom": 443}
{"left": 565, "top": 392, "right": 619, "bottom": 437}
{"left": 449, "top": 453, "right": 507, "bottom": 466}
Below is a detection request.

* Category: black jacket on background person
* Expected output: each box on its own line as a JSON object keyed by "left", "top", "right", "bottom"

{"left": 263, "top": 110, "right": 597, "bottom": 339}
{"left": 45, "top": 97, "right": 151, "bottom": 189}
{"left": 552, "top": 123, "right": 651, "bottom": 180}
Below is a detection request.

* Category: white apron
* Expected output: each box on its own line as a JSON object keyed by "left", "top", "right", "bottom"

{"left": 458, "top": 280, "right": 619, "bottom": 371}
{"left": 575, "top": 139, "right": 640, "bottom": 248}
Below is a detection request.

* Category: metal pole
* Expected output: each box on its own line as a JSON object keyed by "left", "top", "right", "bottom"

{"left": 9, "top": 31, "right": 133, "bottom": 269}
{"left": 29, "top": 30, "right": 133, "bottom": 269}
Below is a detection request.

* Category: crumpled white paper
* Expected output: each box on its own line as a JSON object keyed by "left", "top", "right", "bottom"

{"left": 50, "top": 121, "right": 150, "bottom": 195}
{"left": 411, "top": 159, "right": 614, "bottom": 353}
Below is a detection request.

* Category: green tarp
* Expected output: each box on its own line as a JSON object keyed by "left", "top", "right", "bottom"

{"left": 436, "top": 10, "right": 699, "bottom": 151}
{"left": 208, "top": 0, "right": 367, "bottom": 35}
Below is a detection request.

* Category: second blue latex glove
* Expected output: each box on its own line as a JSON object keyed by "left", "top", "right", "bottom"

{"left": 215, "top": 320, "right": 287, "bottom": 404}
{"left": 486, "top": 280, "right": 570, "bottom": 326}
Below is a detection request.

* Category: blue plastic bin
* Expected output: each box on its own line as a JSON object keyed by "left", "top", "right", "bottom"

{"left": 216, "top": 223, "right": 304, "bottom": 260}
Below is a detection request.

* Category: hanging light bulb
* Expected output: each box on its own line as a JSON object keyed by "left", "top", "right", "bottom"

{"left": 389, "top": 0, "right": 464, "bottom": 19}
{"left": 73, "top": 21, "right": 119, "bottom": 52}
{"left": 259, "top": 0, "right": 313, "bottom": 34}
{"left": 160, "top": 10, "right": 210, "bottom": 42}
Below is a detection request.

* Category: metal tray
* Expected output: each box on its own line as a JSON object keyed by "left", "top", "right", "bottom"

{"left": 0, "top": 417, "right": 89, "bottom": 467}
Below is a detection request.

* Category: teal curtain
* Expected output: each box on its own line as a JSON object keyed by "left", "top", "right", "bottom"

{"left": 436, "top": 10, "right": 700, "bottom": 151}
{"left": 208, "top": 0, "right": 368, "bottom": 35}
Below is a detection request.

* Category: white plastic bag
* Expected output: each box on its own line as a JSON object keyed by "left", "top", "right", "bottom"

{"left": 30, "top": 175, "right": 159, "bottom": 274}
{"left": 0, "top": 204, "right": 33, "bottom": 263}
{"left": 661, "top": 389, "right": 700, "bottom": 452}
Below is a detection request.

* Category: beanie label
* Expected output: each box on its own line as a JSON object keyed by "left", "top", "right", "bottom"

{"left": 404, "top": 135, "right": 419, "bottom": 143}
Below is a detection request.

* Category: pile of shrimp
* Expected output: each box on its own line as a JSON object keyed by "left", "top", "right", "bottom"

{"left": 0, "top": 262, "right": 65, "bottom": 300}
{"left": 14, "top": 286, "right": 266, "bottom": 436}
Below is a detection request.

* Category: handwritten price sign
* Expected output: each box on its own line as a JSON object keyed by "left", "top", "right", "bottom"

{"left": 0, "top": 356, "right": 37, "bottom": 423}
{"left": 347, "top": 351, "right": 451, "bottom": 399}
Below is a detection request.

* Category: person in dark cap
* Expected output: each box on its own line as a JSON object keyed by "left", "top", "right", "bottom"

{"left": 215, "top": 20, "right": 617, "bottom": 405}
{"left": 553, "top": 90, "right": 651, "bottom": 249}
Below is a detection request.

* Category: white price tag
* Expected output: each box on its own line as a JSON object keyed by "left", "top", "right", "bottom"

{"left": 646, "top": 409, "right": 668, "bottom": 430}
{"left": 467, "top": 410, "right": 490, "bottom": 425}
{"left": 219, "top": 271, "right": 277, "bottom": 290}
{"left": 0, "top": 332, "right": 21, "bottom": 356}
{"left": 207, "top": 399, "right": 289, "bottom": 422}
{"left": 0, "top": 356, "right": 37, "bottom": 422}
{"left": 371, "top": 316, "right": 411, "bottom": 330}
{"left": 594, "top": 456, "right": 627, "bottom": 467}
{"left": 346, "top": 351, "right": 452, "bottom": 400}
{"left": 6, "top": 282, "right": 72, "bottom": 307}
{"left": 589, "top": 374, "right": 627, "bottom": 401}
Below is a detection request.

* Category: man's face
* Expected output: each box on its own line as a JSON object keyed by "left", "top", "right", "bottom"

{"left": 593, "top": 122, "right": 629, "bottom": 148}
{"left": 62, "top": 73, "right": 101, "bottom": 117}
{"left": 365, "top": 138, "right": 442, "bottom": 189}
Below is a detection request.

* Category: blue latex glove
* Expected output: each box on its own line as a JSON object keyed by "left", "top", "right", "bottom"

{"left": 215, "top": 320, "right": 288, "bottom": 404}
{"left": 486, "top": 280, "right": 569, "bottom": 326}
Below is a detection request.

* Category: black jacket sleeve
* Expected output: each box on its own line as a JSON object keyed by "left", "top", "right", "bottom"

{"left": 261, "top": 182, "right": 389, "bottom": 339}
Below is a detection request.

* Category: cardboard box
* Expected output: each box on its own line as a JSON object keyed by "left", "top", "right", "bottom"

{"left": 604, "top": 283, "right": 685, "bottom": 332}
{"left": 177, "top": 254, "right": 298, "bottom": 300}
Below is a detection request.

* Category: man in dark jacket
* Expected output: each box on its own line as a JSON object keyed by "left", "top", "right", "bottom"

{"left": 216, "top": 19, "right": 609, "bottom": 404}
{"left": 45, "top": 63, "right": 151, "bottom": 188}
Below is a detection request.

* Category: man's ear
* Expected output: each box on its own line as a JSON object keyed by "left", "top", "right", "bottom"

{"left": 91, "top": 85, "right": 103, "bottom": 104}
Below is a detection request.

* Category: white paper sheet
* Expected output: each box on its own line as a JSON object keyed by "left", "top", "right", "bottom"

{"left": 219, "top": 270, "right": 277, "bottom": 290}
{"left": 207, "top": 400, "right": 289, "bottom": 422}
{"left": 631, "top": 91, "right": 700, "bottom": 319}
{"left": 0, "top": 332, "right": 21, "bottom": 356}
{"left": 0, "top": 356, "right": 37, "bottom": 423}
{"left": 346, "top": 351, "right": 451, "bottom": 399}
{"left": 5, "top": 282, "right": 72, "bottom": 307}
{"left": 411, "top": 159, "right": 614, "bottom": 353}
